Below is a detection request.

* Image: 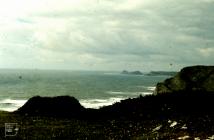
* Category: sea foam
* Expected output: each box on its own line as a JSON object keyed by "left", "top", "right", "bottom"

{"left": 80, "top": 97, "right": 124, "bottom": 109}
{"left": 0, "top": 99, "right": 27, "bottom": 112}
{"left": 107, "top": 91, "right": 153, "bottom": 96}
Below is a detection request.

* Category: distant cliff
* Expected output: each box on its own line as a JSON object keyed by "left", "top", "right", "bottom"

{"left": 147, "top": 71, "right": 177, "bottom": 76}
{"left": 155, "top": 65, "right": 214, "bottom": 94}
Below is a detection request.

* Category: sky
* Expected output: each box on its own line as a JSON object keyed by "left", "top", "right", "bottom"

{"left": 0, "top": 0, "right": 214, "bottom": 71}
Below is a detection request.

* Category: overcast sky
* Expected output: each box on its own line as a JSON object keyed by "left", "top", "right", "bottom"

{"left": 0, "top": 0, "right": 214, "bottom": 71}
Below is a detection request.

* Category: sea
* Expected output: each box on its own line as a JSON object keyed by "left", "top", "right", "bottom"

{"left": 0, "top": 69, "right": 171, "bottom": 112}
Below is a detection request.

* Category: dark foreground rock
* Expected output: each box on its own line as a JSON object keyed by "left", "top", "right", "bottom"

{"left": 16, "top": 96, "right": 85, "bottom": 117}
{"left": 156, "top": 65, "right": 214, "bottom": 94}
{"left": 15, "top": 91, "right": 214, "bottom": 120}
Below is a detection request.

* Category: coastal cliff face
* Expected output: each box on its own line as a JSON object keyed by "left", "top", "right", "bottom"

{"left": 155, "top": 65, "right": 214, "bottom": 94}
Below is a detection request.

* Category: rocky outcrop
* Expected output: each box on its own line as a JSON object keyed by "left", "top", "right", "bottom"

{"left": 16, "top": 96, "right": 85, "bottom": 117}
{"left": 155, "top": 65, "right": 214, "bottom": 94}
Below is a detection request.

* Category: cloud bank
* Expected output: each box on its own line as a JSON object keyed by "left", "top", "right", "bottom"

{"left": 0, "top": 0, "right": 214, "bottom": 71}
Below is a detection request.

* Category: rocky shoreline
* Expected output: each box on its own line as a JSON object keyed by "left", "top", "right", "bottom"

{"left": 0, "top": 65, "right": 214, "bottom": 139}
{"left": 1, "top": 91, "right": 214, "bottom": 139}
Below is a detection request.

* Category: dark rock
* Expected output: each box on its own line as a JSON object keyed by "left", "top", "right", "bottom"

{"left": 14, "top": 91, "right": 214, "bottom": 121}
{"left": 16, "top": 96, "right": 85, "bottom": 117}
{"left": 155, "top": 65, "right": 214, "bottom": 94}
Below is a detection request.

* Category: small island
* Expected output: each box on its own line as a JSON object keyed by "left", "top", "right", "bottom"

{"left": 121, "top": 70, "right": 143, "bottom": 75}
